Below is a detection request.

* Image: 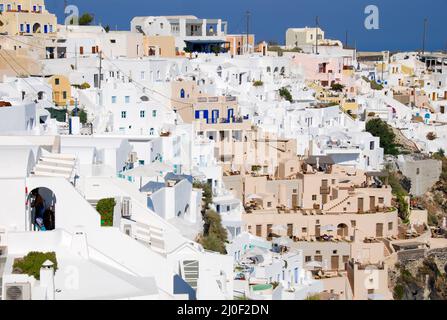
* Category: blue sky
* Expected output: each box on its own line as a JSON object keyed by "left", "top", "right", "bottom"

{"left": 46, "top": 0, "right": 446, "bottom": 51}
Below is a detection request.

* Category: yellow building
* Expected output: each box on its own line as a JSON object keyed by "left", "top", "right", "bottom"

{"left": 226, "top": 34, "right": 255, "bottom": 56}
{"left": 143, "top": 36, "right": 177, "bottom": 57}
{"left": 0, "top": 0, "right": 57, "bottom": 35}
{"left": 48, "top": 75, "right": 72, "bottom": 107}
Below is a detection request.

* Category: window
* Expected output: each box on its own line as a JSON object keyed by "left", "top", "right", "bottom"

{"left": 152, "top": 110, "right": 157, "bottom": 117}
{"left": 333, "top": 250, "right": 338, "bottom": 254}
{"left": 388, "top": 222, "right": 393, "bottom": 231}
{"left": 112, "top": 96, "right": 117, "bottom": 104}
{"left": 17, "top": 5, "right": 22, "bottom": 11}
{"left": 55, "top": 78, "right": 60, "bottom": 85}
{"left": 141, "top": 71, "right": 145, "bottom": 80}
{"left": 316, "top": 250, "right": 321, "bottom": 255}
{"left": 180, "top": 88, "right": 185, "bottom": 98}
{"left": 314, "top": 255, "right": 323, "bottom": 262}
{"left": 267, "top": 202, "right": 272, "bottom": 208}
{"left": 125, "top": 96, "right": 130, "bottom": 104}
{"left": 416, "top": 168, "right": 420, "bottom": 175}
{"left": 20, "top": 24, "right": 25, "bottom": 33}
{"left": 312, "top": 195, "right": 317, "bottom": 201}
{"left": 149, "top": 128, "right": 154, "bottom": 135}
{"left": 121, "top": 111, "right": 127, "bottom": 119}
{"left": 302, "top": 227, "right": 307, "bottom": 233}
{"left": 370, "top": 141, "right": 375, "bottom": 150}
{"left": 378, "top": 198, "right": 384, "bottom": 204}
{"left": 0, "top": 4, "right": 4, "bottom": 12}
{"left": 62, "top": 91, "right": 67, "bottom": 99}
{"left": 49, "top": 25, "right": 53, "bottom": 33}
{"left": 110, "top": 39, "right": 116, "bottom": 44}
{"left": 293, "top": 189, "right": 297, "bottom": 194}
{"left": 140, "top": 110, "right": 145, "bottom": 118}
{"left": 305, "top": 256, "right": 312, "bottom": 262}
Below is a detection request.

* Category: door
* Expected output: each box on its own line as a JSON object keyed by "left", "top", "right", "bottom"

{"left": 256, "top": 225, "right": 262, "bottom": 237}
{"left": 287, "top": 224, "right": 293, "bottom": 237}
{"left": 79, "top": 46, "right": 84, "bottom": 55}
{"left": 370, "top": 196, "right": 376, "bottom": 213}
{"left": 44, "top": 25, "right": 48, "bottom": 34}
{"left": 376, "top": 223, "right": 383, "bottom": 238}
{"left": 331, "top": 256, "right": 339, "bottom": 270}
{"left": 292, "top": 194, "right": 298, "bottom": 208}
{"left": 315, "top": 225, "right": 321, "bottom": 237}
{"left": 358, "top": 198, "right": 364, "bottom": 213}
{"left": 227, "top": 108, "right": 234, "bottom": 122}
{"left": 211, "top": 110, "right": 219, "bottom": 124}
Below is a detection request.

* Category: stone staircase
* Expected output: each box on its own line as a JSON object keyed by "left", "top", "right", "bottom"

{"left": 32, "top": 153, "right": 76, "bottom": 179}
{"left": 324, "top": 196, "right": 351, "bottom": 212}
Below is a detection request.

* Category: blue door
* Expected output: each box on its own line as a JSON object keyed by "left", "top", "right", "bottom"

{"left": 227, "top": 108, "right": 234, "bottom": 122}
{"left": 195, "top": 110, "right": 209, "bottom": 122}
{"left": 26, "top": 24, "right": 31, "bottom": 33}
{"left": 44, "top": 25, "right": 48, "bottom": 34}
{"left": 211, "top": 110, "right": 219, "bottom": 124}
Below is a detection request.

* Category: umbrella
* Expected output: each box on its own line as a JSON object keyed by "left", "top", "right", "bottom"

{"left": 321, "top": 224, "right": 336, "bottom": 232}
{"left": 123, "top": 165, "right": 164, "bottom": 188}
{"left": 305, "top": 261, "right": 323, "bottom": 269}
{"left": 149, "top": 161, "right": 173, "bottom": 172}
{"left": 247, "top": 194, "right": 262, "bottom": 200}
{"left": 272, "top": 224, "right": 288, "bottom": 234}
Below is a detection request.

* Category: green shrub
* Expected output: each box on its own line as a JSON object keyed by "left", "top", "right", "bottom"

{"left": 96, "top": 198, "right": 116, "bottom": 227}
{"left": 200, "top": 210, "right": 228, "bottom": 254}
{"left": 13, "top": 252, "right": 58, "bottom": 280}
{"left": 366, "top": 118, "right": 400, "bottom": 156}
{"left": 279, "top": 87, "right": 293, "bottom": 103}
{"left": 253, "top": 80, "right": 264, "bottom": 87}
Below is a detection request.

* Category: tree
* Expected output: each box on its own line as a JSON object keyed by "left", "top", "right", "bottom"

{"left": 13, "top": 252, "right": 58, "bottom": 280}
{"left": 193, "top": 181, "right": 213, "bottom": 212}
{"left": 279, "top": 87, "right": 293, "bottom": 103}
{"left": 200, "top": 210, "right": 228, "bottom": 254}
{"left": 331, "top": 83, "right": 345, "bottom": 92}
{"left": 366, "top": 118, "right": 400, "bottom": 155}
{"left": 104, "top": 25, "right": 110, "bottom": 33}
{"left": 72, "top": 108, "right": 88, "bottom": 124}
{"left": 78, "top": 13, "right": 94, "bottom": 26}
{"left": 96, "top": 198, "right": 116, "bottom": 226}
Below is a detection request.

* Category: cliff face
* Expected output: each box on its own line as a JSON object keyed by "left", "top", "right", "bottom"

{"left": 389, "top": 249, "right": 447, "bottom": 300}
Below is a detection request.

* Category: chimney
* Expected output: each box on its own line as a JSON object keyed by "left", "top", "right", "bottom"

{"left": 70, "top": 228, "right": 89, "bottom": 259}
{"left": 40, "top": 260, "right": 55, "bottom": 300}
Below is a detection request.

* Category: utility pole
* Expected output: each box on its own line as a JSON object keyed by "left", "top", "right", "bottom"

{"left": 246, "top": 11, "right": 251, "bottom": 55}
{"left": 315, "top": 16, "right": 319, "bottom": 55}
{"left": 98, "top": 51, "right": 103, "bottom": 90}
{"left": 75, "top": 43, "right": 78, "bottom": 70}
{"left": 422, "top": 18, "right": 428, "bottom": 55}
{"left": 345, "top": 30, "right": 348, "bottom": 49}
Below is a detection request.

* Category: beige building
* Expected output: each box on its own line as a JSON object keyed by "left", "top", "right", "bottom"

{"left": 286, "top": 27, "right": 325, "bottom": 49}
{"left": 144, "top": 35, "right": 177, "bottom": 57}
{"left": 0, "top": 0, "right": 57, "bottom": 35}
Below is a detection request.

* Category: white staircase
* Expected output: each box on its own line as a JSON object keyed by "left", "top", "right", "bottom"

{"left": 32, "top": 153, "right": 76, "bottom": 180}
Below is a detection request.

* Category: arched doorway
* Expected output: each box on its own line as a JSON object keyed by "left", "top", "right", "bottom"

{"left": 33, "top": 23, "right": 41, "bottom": 33}
{"left": 337, "top": 223, "right": 348, "bottom": 237}
{"left": 27, "top": 187, "right": 56, "bottom": 231}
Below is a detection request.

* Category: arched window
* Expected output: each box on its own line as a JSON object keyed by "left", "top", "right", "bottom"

{"left": 149, "top": 128, "right": 154, "bottom": 135}
{"left": 180, "top": 88, "right": 185, "bottom": 99}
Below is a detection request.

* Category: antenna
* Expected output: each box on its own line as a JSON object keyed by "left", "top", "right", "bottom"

{"left": 422, "top": 18, "right": 428, "bottom": 55}
{"left": 246, "top": 11, "right": 251, "bottom": 55}
{"left": 345, "top": 30, "right": 348, "bottom": 49}
{"left": 315, "top": 16, "right": 319, "bottom": 55}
